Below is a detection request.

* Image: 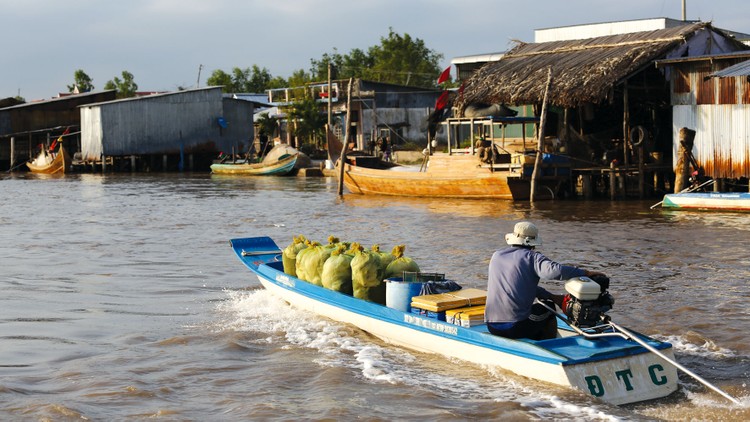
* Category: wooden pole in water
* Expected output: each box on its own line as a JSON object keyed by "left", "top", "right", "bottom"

{"left": 338, "top": 78, "right": 353, "bottom": 196}
{"left": 327, "top": 63, "right": 333, "bottom": 163}
{"left": 530, "top": 68, "right": 552, "bottom": 202}
{"left": 9, "top": 136, "right": 15, "bottom": 171}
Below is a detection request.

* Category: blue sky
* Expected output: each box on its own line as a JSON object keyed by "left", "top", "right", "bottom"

{"left": 2, "top": 0, "right": 747, "bottom": 101}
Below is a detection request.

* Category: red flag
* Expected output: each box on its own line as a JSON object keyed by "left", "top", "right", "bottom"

{"left": 435, "top": 91, "right": 450, "bottom": 111}
{"left": 437, "top": 66, "right": 451, "bottom": 85}
{"left": 49, "top": 127, "right": 69, "bottom": 152}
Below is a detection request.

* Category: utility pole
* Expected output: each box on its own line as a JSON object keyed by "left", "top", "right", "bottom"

{"left": 196, "top": 64, "right": 203, "bottom": 88}
{"left": 682, "top": 0, "right": 687, "bottom": 21}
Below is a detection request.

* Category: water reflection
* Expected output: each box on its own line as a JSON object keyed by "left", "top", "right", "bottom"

{"left": 342, "top": 194, "right": 529, "bottom": 218}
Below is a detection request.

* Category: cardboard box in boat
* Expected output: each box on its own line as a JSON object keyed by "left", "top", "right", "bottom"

{"left": 410, "top": 288, "right": 487, "bottom": 312}
{"left": 445, "top": 305, "right": 486, "bottom": 327}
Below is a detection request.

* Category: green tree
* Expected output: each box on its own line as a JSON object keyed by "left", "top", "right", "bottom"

{"left": 231, "top": 67, "right": 251, "bottom": 92}
{"left": 104, "top": 71, "right": 138, "bottom": 98}
{"left": 288, "top": 95, "right": 326, "bottom": 148}
{"left": 267, "top": 75, "right": 288, "bottom": 90}
{"left": 67, "top": 69, "right": 95, "bottom": 93}
{"left": 286, "top": 69, "right": 313, "bottom": 88}
{"left": 207, "top": 65, "right": 285, "bottom": 93}
{"left": 206, "top": 69, "right": 233, "bottom": 92}
{"left": 367, "top": 29, "right": 442, "bottom": 87}
{"left": 310, "top": 29, "right": 442, "bottom": 88}
{"left": 255, "top": 112, "right": 279, "bottom": 138}
{"left": 246, "top": 65, "right": 272, "bottom": 92}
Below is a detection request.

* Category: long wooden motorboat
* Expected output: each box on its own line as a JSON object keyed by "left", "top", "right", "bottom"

{"left": 660, "top": 192, "right": 750, "bottom": 211}
{"left": 26, "top": 147, "right": 71, "bottom": 174}
{"left": 341, "top": 154, "right": 531, "bottom": 200}
{"left": 229, "top": 236, "right": 681, "bottom": 405}
{"left": 210, "top": 153, "right": 298, "bottom": 176}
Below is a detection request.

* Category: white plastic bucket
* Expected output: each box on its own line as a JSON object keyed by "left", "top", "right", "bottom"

{"left": 385, "top": 278, "right": 424, "bottom": 312}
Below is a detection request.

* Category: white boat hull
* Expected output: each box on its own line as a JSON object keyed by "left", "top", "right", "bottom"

{"left": 258, "top": 275, "right": 677, "bottom": 405}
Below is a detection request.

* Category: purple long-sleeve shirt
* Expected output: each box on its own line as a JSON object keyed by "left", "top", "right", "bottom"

{"left": 484, "top": 246, "right": 585, "bottom": 323}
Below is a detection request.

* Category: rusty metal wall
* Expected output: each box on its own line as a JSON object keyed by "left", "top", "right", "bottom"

{"left": 673, "top": 105, "right": 750, "bottom": 178}
{"left": 669, "top": 59, "right": 750, "bottom": 179}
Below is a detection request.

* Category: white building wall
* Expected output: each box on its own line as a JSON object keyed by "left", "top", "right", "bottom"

{"left": 80, "top": 106, "right": 103, "bottom": 161}
{"left": 535, "top": 18, "right": 686, "bottom": 42}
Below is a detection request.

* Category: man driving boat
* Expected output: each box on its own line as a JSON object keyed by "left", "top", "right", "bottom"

{"left": 485, "top": 221, "right": 606, "bottom": 340}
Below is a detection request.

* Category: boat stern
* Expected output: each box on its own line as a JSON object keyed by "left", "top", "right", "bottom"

{"left": 563, "top": 346, "right": 679, "bottom": 405}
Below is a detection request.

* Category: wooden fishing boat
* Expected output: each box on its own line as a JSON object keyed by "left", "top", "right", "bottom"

{"left": 660, "top": 192, "right": 750, "bottom": 211}
{"left": 210, "top": 153, "right": 298, "bottom": 176}
{"left": 229, "top": 236, "right": 683, "bottom": 405}
{"left": 26, "top": 146, "right": 71, "bottom": 174}
{"left": 341, "top": 154, "right": 529, "bottom": 199}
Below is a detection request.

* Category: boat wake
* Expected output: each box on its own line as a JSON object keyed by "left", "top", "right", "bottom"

{"left": 218, "top": 289, "right": 629, "bottom": 420}
{"left": 644, "top": 333, "right": 750, "bottom": 414}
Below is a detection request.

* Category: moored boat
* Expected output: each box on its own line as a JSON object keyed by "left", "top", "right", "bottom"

{"left": 210, "top": 152, "right": 299, "bottom": 176}
{"left": 26, "top": 146, "right": 71, "bottom": 174}
{"left": 341, "top": 154, "right": 528, "bottom": 199}
{"left": 660, "top": 192, "right": 750, "bottom": 211}
{"left": 229, "top": 236, "right": 683, "bottom": 405}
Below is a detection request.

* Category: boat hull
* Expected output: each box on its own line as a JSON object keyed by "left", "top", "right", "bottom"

{"left": 342, "top": 161, "right": 521, "bottom": 199}
{"left": 26, "top": 147, "right": 71, "bottom": 174}
{"left": 210, "top": 154, "right": 298, "bottom": 175}
{"left": 230, "top": 236, "right": 678, "bottom": 405}
{"left": 662, "top": 192, "right": 750, "bottom": 211}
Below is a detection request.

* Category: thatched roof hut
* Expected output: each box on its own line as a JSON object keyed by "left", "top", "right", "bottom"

{"left": 456, "top": 22, "right": 748, "bottom": 113}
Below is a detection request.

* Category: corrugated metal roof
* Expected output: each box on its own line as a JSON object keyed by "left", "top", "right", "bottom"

{"left": 710, "top": 59, "right": 750, "bottom": 78}
{"left": 0, "top": 90, "right": 117, "bottom": 110}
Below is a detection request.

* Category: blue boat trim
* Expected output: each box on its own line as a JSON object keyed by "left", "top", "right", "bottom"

{"left": 230, "top": 237, "right": 672, "bottom": 367}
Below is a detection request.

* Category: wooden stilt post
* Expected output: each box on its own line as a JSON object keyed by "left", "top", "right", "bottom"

{"left": 337, "top": 78, "right": 353, "bottom": 196}
{"left": 582, "top": 173, "right": 593, "bottom": 199}
{"left": 638, "top": 145, "right": 645, "bottom": 198}
{"left": 9, "top": 136, "right": 15, "bottom": 171}
{"left": 530, "top": 68, "right": 553, "bottom": 202}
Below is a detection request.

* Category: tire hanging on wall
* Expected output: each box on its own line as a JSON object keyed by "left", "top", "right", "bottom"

{"left": 630, "top": 125, "right": 648, "bottom": 147}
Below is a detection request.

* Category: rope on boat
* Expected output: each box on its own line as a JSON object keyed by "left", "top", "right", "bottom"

{"left": 535, "top": 300, "right": 741, "bottom": 404}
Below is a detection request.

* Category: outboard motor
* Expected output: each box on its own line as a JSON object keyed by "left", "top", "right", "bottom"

{"left": 562, "top": 275, "right": 614, "bottom": 328}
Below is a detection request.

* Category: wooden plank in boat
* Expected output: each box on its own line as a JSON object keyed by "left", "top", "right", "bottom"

{"left": 411, "top": 288, "right": 487, "bottom": 312}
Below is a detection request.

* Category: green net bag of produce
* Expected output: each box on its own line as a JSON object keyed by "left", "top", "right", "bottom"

{"left": 321, "top": 244, "right": 353, "bottom": 295}
{"left": 385, "top": 245, "right": 420, "bottom": 279}
{"left": 371, "top": 244, "right": 394, "bottom": 281}
{"left": 350, "top": 243, "right": 386, "bottom": 304}
{"left": 282, "top": 235, "right": 307, "bottom": 276}
{"left": 294, "top": 240, "right": 318, "bottom": 282}
{"left": 325, "top": 235, "right": 340, "bottom": 248}
{"left": 303, "top": 241, "right": 333, "bottom": 287}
